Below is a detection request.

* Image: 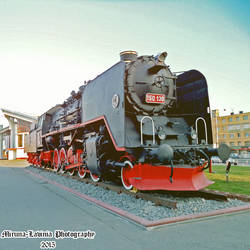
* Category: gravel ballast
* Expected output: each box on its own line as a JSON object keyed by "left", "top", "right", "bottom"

{"left": 26, "top": 166, "right": 248, "bottom": 221}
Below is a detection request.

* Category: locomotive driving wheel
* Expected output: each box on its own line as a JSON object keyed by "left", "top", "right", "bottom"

{"left": 121, "top": 160, "right": 134, "bottom": 190}
{"left": 90, "top": 172, "right": 101, "bottom": 182}
{"left": 38, "top": 154, "right": 42, "bottom": 167}
{"left": 78, "top": 166, "right": 86, "bottom": 179}
{"left": 59, "top": 148, "right": 67, "bottom": 174}
{"left": 76, "top": 150, "right": 86, "bottom": 179}
{"left": 67, "top": 147, "right": 76, "bottom": 176}
{"left": 88, "top": 133, "right": 108, "bottom": 183}
{"left": 34, "top": 155, "right": 39, "bottom": 167}
{"left": 53, "top": 149, "right": 60, "bottom": 172}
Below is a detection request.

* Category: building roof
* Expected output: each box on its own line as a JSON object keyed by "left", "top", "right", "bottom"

{"left": 213, "top": 109, "right": 250, "bottom": 119}
{"left": 1, "top": 108, "right": 38, "bottom": 123}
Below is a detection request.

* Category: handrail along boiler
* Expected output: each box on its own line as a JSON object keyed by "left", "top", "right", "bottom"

{"left": 25, "top": 51, "right": 230, "bottom": 191}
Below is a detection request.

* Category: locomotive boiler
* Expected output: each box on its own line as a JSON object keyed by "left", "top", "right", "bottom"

{"left": 25, "top": 51, "right": 230, "bottom": 191}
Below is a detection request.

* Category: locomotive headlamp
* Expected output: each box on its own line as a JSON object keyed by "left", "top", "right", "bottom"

{"left": 191, "top": 129, "right": 197, "bottom": 140}
{"left": 158, "top": 130, "right": 166, "bottom": 140}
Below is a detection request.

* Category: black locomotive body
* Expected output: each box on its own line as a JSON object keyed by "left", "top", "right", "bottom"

{"left": 25, "top": 51, "right": 230, "bottom": 190}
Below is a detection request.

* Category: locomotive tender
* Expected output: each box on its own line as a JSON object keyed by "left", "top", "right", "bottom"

{"left": 25, "top": 51, "right": 230, "bottom": 191}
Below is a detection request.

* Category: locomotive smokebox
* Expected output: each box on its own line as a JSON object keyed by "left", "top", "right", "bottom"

{"left": 120, "top": 51, "right": 137, "bottom": 62}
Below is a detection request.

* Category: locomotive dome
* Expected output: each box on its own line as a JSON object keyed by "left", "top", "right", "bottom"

{"left": 121, "top": 51, "right": 177, "bottom": 114}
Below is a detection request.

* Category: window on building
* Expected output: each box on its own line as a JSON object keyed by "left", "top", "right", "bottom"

{"left": 228, "top": 125, "right": 240, "bottom": 131}
{"left": 237, "top": 133, "right": 241, "bottom": 138}
{"left": 245, "top": 141, "right": 250, "bottom": 146}
{"left": 243, "top": 115, "right": 248, "bottom": 120}
{"left": 245, "top": 133, "right": 249, "bottom": 138}
{"left": 228, "top": 117, "right": 233, "bottom": 122}
{"left": 230, "top": 134, "right": 234, "bottom": 138}
{"left": 223, "top": 134, "right": 226, "bottom": 138}
{"left": 236, "top": 116, "right": 240, "bottom": 121}
{"left": 18, "top": 134, "right": 23, "bottom": 147}
{"left": 222, "top": 119, "right": 226, "bottom": 123}
{"left": 238, "top": 142, "right": 241, "bottom": 146}
{"left": 4, "top": 135, "right": 10, "bottom": 149}
{"left": 230, "top": 142, "right": 235, "bottom": 146}
{"left": 242, "top": 124, "right": 250, "bottom": 129}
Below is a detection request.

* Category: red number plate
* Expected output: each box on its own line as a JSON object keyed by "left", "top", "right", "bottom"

{"left": 145, "top": 93, "right": 165, "bottom": 104}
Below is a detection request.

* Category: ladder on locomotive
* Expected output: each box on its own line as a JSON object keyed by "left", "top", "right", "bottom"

{"left": 140, "top": 116, "right": 156, "bottom": 145}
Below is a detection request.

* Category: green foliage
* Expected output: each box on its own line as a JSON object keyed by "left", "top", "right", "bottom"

{"left": 205, "top": 165, "right": 250, "bottom": 196}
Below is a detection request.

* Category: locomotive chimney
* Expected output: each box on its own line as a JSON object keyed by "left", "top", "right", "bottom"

{"left": 120, "top": 51, "right": 137, "bottom": 63}
{"left": 155, "top": 52, "right": 168, "bottom": 63}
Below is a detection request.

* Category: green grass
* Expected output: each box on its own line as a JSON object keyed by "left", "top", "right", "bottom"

{"left": 205, "top": 165, "right": 250, "bottom": 196}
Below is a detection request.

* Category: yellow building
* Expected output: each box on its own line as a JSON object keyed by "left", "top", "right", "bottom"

{"left": 212, "top": 110, "right": 250, "bottom": 156}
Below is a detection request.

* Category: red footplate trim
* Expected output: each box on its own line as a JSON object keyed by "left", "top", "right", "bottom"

{"left": 127, "top": 164, "right": 213, "bottom": 191}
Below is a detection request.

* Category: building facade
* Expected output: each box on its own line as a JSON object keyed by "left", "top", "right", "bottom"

{"left": 212, "top": 110, "right": 250, "bottom": 157}
{"left": 0, "top": 108, "right": 37, "bottom": 160}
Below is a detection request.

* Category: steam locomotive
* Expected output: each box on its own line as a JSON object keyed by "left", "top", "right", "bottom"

{"left": 25, "top": 51, "right": 230, "bottom": 191}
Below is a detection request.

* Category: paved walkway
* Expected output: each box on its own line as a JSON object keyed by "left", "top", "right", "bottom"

{"left": 0, "top": 166, "right": 250, "bottom": 250}
{"left": 0, "top": 159, "right": 29, "bottom": 167}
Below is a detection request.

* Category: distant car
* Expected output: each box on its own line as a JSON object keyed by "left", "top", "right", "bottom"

{"left": 211, "top": 156, "right": 222, "bottom": 164}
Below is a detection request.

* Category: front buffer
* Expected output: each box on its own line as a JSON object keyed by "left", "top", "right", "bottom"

{"left": 122, "top": 163, "right": 213, "bottom": 191}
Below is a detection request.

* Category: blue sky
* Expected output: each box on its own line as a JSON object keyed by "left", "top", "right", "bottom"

{"left": 0, "top": 0, "right": 249, "bottom": 125}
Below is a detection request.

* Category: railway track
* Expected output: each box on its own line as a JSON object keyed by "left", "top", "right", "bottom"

{"left": 30, "top": 165, "right": 229, "bottom": 210}
{"left": 154, "top": 189, "right": 228, "bottom": 202}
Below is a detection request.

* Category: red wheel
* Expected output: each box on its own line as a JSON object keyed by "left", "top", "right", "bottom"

{"left": 38, "top": 153, "right": 44, "bottom": 168}
{"left": 78, "top": 166, "right": 86, "bottom": 179}
{"left": 27, "top": 153, "right": 33, "bottom": 164}
{"left": 67, "top": 147, "right": 75, "bottom": 164}
{"left": 38, "top": 155, "right": 41, "bottom": 167}
{"left": 67, "top": 147, "right": 75, "bottom": 176}
{"left": 121, "top": 160, "right": 133, "bottom": 190}
{"left": 90, "top": 171, "right": 101, "bottom": 182}
{"left": 75, "top": 149, "right": 86, "bottom": 179}
{"left": 32, "top": 156, "right": 36, "bottom": 166}
{"left": 68, "top": 169, "right": 75, "bottom": 176}
{"left": 53, "top": 149, "right": 60, "bottom": 172}
{"left": 34, "top": 155, "right": 39, "bottom": 167}
{"left": 31, "top": 156, "right": 35, "bottom": 165}
{"left": 59, "top": 148, "right": 67, "bottom": 173}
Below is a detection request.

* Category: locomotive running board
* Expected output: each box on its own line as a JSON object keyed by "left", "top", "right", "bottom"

{"left": 126, "top": 164, "right": 214, "bottom": 191}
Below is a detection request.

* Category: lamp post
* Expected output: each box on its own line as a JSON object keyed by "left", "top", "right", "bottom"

{"left": 215, "top": 114, "right": 219, "bottom": 148}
